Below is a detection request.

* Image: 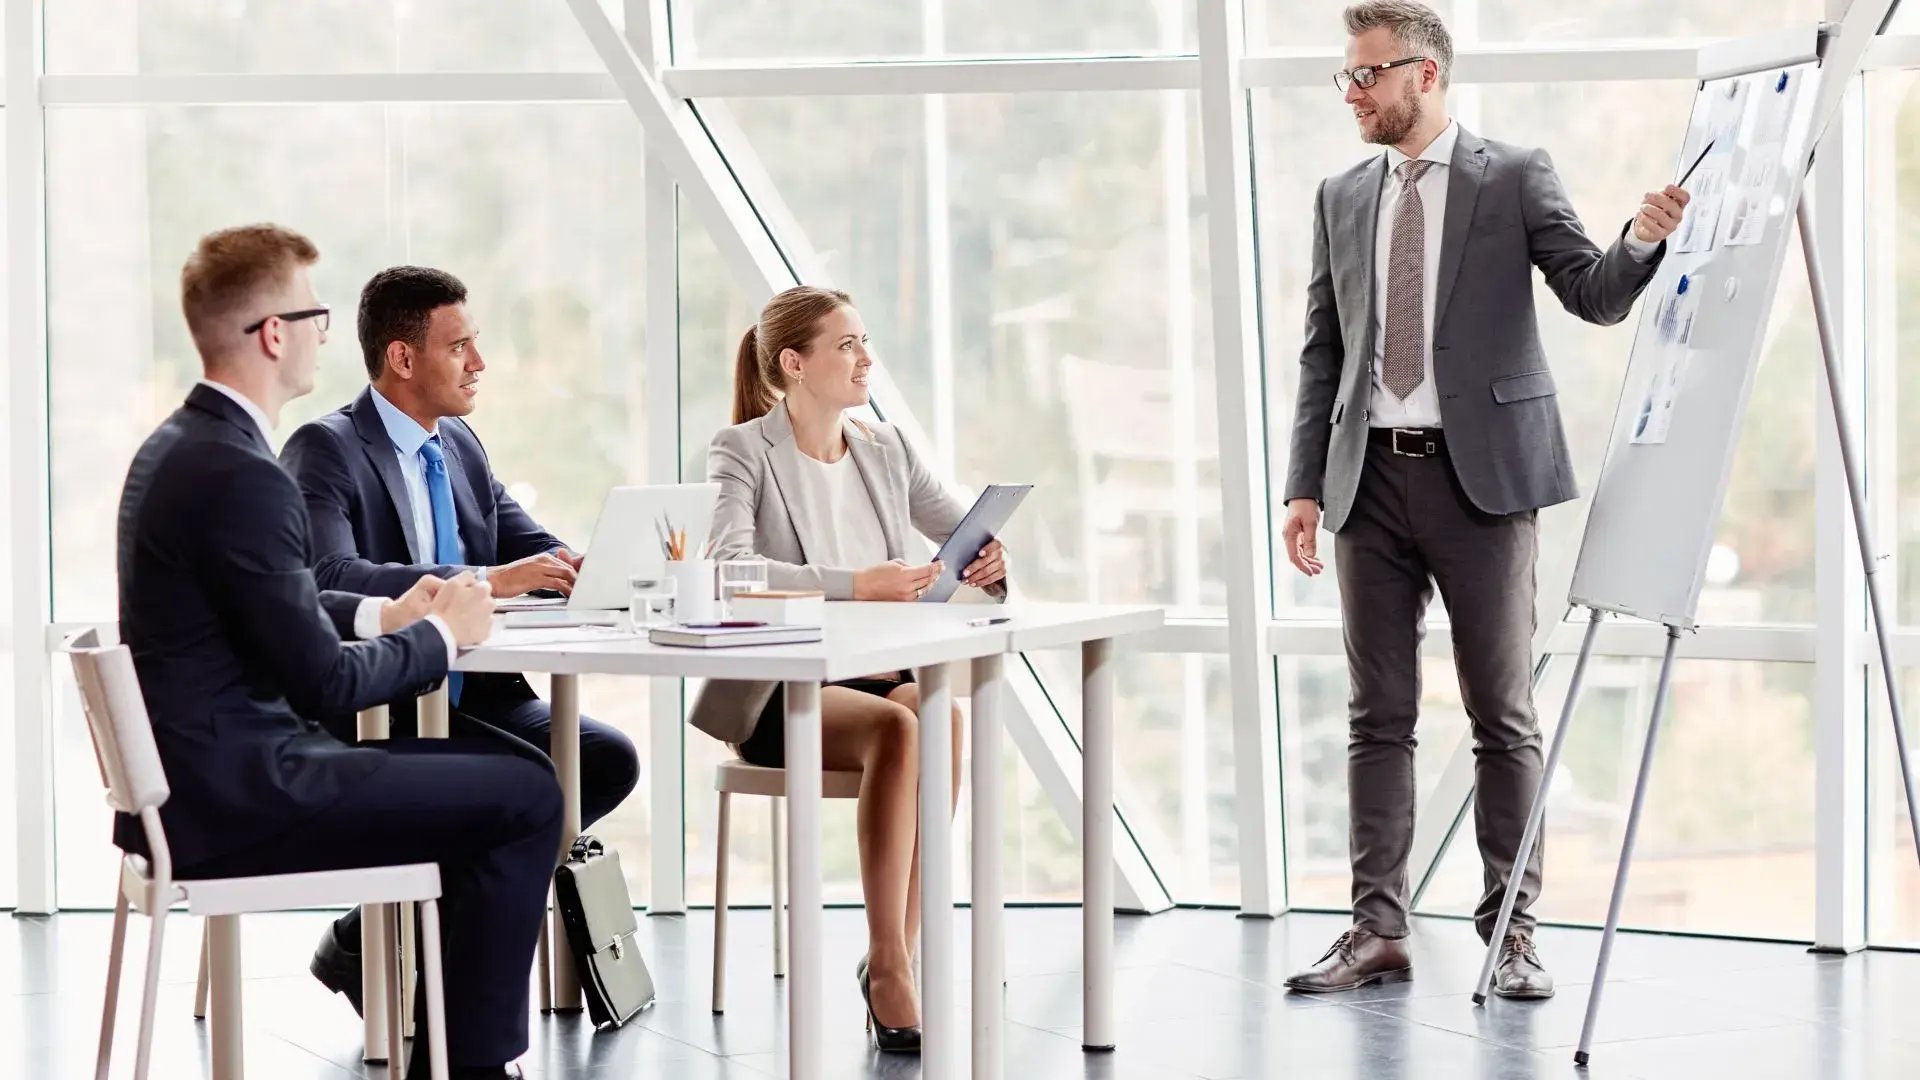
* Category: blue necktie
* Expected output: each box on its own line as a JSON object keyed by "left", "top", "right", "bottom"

{"left": 417, "top": 435, "right": 463, "bottom": 705}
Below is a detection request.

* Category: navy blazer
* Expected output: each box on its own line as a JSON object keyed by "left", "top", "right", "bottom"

{"left": 114, "top": 384, "right": 449, "bottom": 869}
{"left": 280, "top": 387, "right": 565, "bottom": 598}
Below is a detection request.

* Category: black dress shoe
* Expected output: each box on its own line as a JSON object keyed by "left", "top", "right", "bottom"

{"left": 1283, "top": 928, "right": 1413, "bottom": 994}
{"left": 1492, "top": 933, "right": 1555, "bottom": 999}
{"left": 309, "top": 921, "right": 364, "bottom": 1017}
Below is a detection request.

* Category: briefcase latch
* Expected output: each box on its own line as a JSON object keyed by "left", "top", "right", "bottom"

{"left": 609, "top": 935, "right": 625, "bottom": 960}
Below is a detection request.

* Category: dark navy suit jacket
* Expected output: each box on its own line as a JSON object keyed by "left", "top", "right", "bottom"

{"left": 114, "top": 384, "right": 448, "bottom": 869}
{"left": 279, "top": 387, "right": 565, "bottom": 598}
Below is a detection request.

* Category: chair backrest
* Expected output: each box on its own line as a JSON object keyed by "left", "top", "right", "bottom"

{"left": 63, "top": 629, "right": 171, "bottom": 815}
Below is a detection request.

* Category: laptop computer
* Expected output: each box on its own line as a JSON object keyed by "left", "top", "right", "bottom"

{"left": 497, "top": 483, "right": 721, "bottom": 627}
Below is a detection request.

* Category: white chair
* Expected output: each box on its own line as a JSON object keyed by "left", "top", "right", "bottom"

{"left": 710, "top": 759, "right": 862, "bottom": 1013}
{"left": 66, "top": 630, "right": 451, "bottom": 1080}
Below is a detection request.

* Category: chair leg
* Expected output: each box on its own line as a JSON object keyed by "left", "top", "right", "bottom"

{"left": 400, "top": 902, "right": 417, "bottom": 1040}
{"left": 536, "top": 909, "right": 553, "bottom": 1012}
{"left": 192, "top": 922, "right": 210, "bottom": 1021}
{"left": 771, "top": 797, "right": 786, "bottom": 979}
{"left": 207, "top": 915, "right": 243, "bottom": 1080}
{"left": 712, "top": 790, "right": 732, "bottom": 1014}
{"left": 133, "top": 904, "right": 171, "bottom": 1080}
{"left": 96, "top": 888, "right": 130, "bottom": 1080}
{"left": 386, "top": 904, "right": 406, "bottom": 1079}
{"left": 420, "top": 900, "right": 450, "bottom": 1080}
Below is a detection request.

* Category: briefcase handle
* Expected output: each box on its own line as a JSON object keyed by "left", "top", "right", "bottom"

{"left": 567, "top": 835, "right": 605, "bottom": 864}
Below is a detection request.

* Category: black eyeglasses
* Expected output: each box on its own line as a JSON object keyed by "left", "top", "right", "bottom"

{"left": 242, "top": 306, "right": 330, "bottom": 336}
{"left": 1334, "top": 56, "right": 1427, "bottom": 93}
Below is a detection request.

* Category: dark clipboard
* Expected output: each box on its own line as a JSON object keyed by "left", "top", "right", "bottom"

{"left": 920, "top": 483, "right": 1032, "bottom": 602}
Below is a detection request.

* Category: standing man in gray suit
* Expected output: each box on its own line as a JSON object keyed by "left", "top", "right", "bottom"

{"left": 1280, "top": 1, "right": 1689, "bottom": 999}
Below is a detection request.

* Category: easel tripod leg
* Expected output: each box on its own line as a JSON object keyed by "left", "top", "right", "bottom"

{"left": 1574, "top": 626, "right": 1681, "bottom": 1067}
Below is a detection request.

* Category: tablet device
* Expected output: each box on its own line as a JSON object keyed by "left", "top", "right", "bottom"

{"left": 920, "top": 483, "right": 1032, "bottom": 603}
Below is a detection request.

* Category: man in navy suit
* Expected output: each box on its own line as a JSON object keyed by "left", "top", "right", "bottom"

{"left": 120, "top": 224, "right": 556, "bottom": 1079}
{"left": 280, "top": 266, "right": 640, "bottom": 997}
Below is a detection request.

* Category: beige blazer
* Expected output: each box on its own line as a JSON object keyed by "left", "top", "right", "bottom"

{"left": 686, "top": 401, "right": 1006, "bottom": 745}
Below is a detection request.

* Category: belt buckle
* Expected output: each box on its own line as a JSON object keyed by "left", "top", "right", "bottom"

{"left": 1391, "top": 428, "right": 1435, "bottom": 458}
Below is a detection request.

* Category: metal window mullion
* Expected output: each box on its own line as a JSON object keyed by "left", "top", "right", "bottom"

{"left": 1196, "top": 0, "right": 1286, "bottom": 916}
{"left": 9, "top": 0, "right": 55, "bottom": 914}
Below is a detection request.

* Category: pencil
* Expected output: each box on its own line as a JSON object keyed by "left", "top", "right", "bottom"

{"left": 1676, "top": 138, "right": 1714, "bottom": 188}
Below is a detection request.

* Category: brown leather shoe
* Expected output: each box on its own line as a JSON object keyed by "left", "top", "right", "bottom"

{"left": 1284, "top": 928, "right": 1412, "bottom": 993}
{"left": 1492, "top": 932, "right": 1555, "bottom": 999}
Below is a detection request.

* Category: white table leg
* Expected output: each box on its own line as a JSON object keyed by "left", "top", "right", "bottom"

{"left": 1082, "top": 639, "right": 1115, "bottom": 1052}
{"left": 650, "top": 678, "right": 688, "bottom": 915}
{"left": 356, "top": 706, "right": 393, "bottom": 1062}
{"left": 208, "top": 914, "right": 244, "bottom": 1080}
{"left": 783, "top": 680, "right": 823, "bottom": 1080}
{"left": 916, "top": 663, "right": 957, "bottom": 1080}
{"left": 970, "top": 655, "right": 1006, "bottom": 1080}
{"left": 550, "top": 674, "right": 583, "bottom": 1011}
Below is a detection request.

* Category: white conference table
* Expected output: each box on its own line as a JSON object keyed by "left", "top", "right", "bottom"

{"left": 396, "top": 600, "right": 1160, "bottom": 1080}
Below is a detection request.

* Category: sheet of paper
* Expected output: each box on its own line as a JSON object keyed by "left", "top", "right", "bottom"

{"left": 473, "top": 624, "right": 633, "bottom": 650}
{"left": 1719, "top": 164, "right": 1773, "bottom": 247}
{"left": 1631, "top": 366, "right": 1675, "bottom": 446}
{"left": 1672, "top": 166, "right": 1726, "bottom": 254}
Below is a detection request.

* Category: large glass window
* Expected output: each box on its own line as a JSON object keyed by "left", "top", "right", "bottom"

{"left": 45, "top": 102, "right": 653, "bottom": 904}
{"left": 46, "top": 1, "right": 610, "bottom": 74}
{"left": 1870, "top": 675, "right": 1920, "bottom": 947}
{"left": 1418, "top": 658, "right": 1816, "bottom": 940}
{"left": 711, "top": 92, "right": 1223, "bottom": 616}
{"left": 672, "top": 0, "right": 1196, "bottom": 63}
{"left": 675, "top": 143, "right": 1199, "bottom": 900}
{"left": 1871, "top": 68, "right": 1920, "bottom": 946}
{"left": 0, "top": 118, "right": 14, "bottom": 910}
{"left": 1255, "top": 0, "right": 1820, "bottom": 47}
{"left": 670, "top": 91, "right": 1227, "bottom": 904}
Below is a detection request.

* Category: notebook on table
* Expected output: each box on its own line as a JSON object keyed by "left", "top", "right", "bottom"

{"left": 648, "top": 623, "right": 823, "bottom": 649}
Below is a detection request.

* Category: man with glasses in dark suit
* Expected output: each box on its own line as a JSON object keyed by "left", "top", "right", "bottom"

{"left": 1279, "top": 2, "right": 1689, "bottom": 1000}
{"left": 118, "top": 224, "right": 556, "bottom": 1079}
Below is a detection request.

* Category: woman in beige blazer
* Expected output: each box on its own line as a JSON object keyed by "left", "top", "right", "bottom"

{"left": 691, "top": 285, "right": 1007, "bottom": 1051}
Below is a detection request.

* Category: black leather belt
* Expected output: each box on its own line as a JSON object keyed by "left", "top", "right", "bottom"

{"left": 1367, "top": 427, "right": 1446, "bottom": 458}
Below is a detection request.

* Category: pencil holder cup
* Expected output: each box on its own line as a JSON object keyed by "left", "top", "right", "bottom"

{"left": 665, "top": 558, "right": 717, "bottom": 623}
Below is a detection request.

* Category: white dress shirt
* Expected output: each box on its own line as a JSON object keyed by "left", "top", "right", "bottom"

{"left": 1366, "top": 121, "right": 1661, "bottom": 429}
{"left": 193, "top": 379, "right": 455, "bottom": 658}
{"left": 368, "top": 386, "right": 480, "bottom": 576}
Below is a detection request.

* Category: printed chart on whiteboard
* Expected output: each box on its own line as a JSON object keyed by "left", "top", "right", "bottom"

{"left": 1570, "top": 61, "right": 1821, "bottom": 625}
{"left": 1626, "top": 68, "right": 1803, "bottom": 450}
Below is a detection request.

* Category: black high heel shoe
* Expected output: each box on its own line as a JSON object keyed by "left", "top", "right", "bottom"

{"left": 858, "top": 964, "right": 922, "bottom": 1053}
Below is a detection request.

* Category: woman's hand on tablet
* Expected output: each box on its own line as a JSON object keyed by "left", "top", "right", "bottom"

{"left": 855, "top": 559, "right": 944, "bottom": 602}
{"left": 963, "top": 539, "right": 1007, "bottom": 589}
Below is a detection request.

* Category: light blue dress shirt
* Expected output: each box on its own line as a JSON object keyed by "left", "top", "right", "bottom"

{"left": 367, "top": 386, "right": 481, "bottom": 577}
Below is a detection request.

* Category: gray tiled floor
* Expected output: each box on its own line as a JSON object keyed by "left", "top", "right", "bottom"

{"left": 5, "top": 906, "right": 1915, "bottom": 1079}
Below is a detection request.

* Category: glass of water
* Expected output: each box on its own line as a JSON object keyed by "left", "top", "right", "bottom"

{"left": 716, "top": 556, "right": 770, "bottom": 618}
{"left": 627, "top": 575, "right": 676, "bottom": 632}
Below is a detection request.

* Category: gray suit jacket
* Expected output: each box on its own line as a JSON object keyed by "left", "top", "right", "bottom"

{"left": 1284, "top": 126, "right": 1664, "bottom": 532}
{"left": 687, "top": 401, "right": 1004, "bottom": 744}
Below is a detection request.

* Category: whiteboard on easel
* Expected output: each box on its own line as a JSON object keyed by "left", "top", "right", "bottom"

{"left": 1567, "top": 60, "right": 1824, "bottom": 628}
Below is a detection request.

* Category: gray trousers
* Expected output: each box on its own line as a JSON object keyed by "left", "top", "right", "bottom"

{"left": 1333, "top": 440, "right": 1544, "bottom": 942}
